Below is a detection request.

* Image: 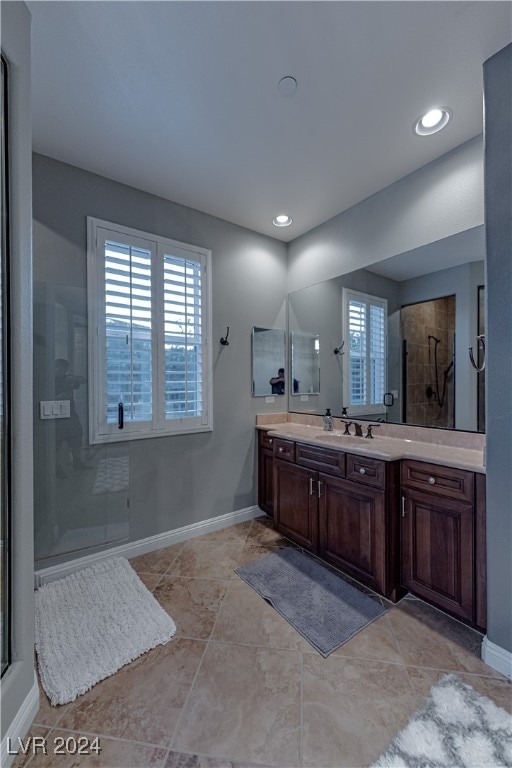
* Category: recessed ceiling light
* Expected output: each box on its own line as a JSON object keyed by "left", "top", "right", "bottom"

{"left": 272, "top": 214, "right": 293, "bottom": 227}
{"left": 414, "top": 107, "right": 452, "bottom": 136}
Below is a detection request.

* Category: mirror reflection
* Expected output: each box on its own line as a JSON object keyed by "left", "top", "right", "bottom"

{"left": 288, "top": 225, "right": 485, "bottom": 432}
{"left": 251, "top": 327, "right": 286, "bottom": 396}
{"left": 290, "top": 331, "right": 320, "bottom": 396}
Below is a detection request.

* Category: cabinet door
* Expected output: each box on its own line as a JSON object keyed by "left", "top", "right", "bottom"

{"left": 274, "top": 459, "right": 318, "bottom": 551}
{"left": 318, "top": 473, "right": 386, "bottom": 593}
{"left": 401, "top": 489, "right": 474, "bottom": 621}
{"left": 258, "top": 447, "right": 274, "bottom": 515}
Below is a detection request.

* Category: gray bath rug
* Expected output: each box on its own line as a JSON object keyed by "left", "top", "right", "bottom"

{"left": 35, "top": 557, "right": 176, "bottom": 705}
{"left": 235, "top": 548, "right": 386, "bottom": 656}
{"left": 372, "top": 674, "right": 512, "bottom": 767}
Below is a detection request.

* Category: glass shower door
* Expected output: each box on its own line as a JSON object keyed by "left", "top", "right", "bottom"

{"left": 1, "top": 53, "right": 11, "bottom": 676}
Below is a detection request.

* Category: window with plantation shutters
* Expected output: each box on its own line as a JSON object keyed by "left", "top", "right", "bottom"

{"left": 88, "top": 218, "right": 212, "bottom": 443}
{"left": 342, "top": 288, "right": 387, "bottom": 415}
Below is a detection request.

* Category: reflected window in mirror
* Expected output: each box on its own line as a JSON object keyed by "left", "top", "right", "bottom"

{"left": 251, "top": 327, "right": 286, "bottom": 396}
{"left": 342, "top": 289, "right": 387, "bottom": 417}
{"left": 291, "top": 331, "right": 320, "bottom": 395}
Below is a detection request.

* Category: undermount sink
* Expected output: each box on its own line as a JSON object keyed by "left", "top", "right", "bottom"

{"left": 313, "top": 433, "right": 366, "bottom": 445}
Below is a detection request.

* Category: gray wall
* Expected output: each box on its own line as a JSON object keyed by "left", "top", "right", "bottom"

{"left": 0, "top": 0, "right": 36, "bottom": 744}
{"left": 484, "top": 44, "right": 512, "bottom": 654}
{"left": 287, "top": 137, "right": 484, "bottom": 293}
{"left": 399, "top": 261, "right": 485, "bottom": 432}
{"left": 32, "top": 153, "right": 287, "bottom": 567}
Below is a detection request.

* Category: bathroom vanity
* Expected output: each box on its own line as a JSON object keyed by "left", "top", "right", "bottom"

{"left": 257, "top": 419, "right": 486, "bottom": 631}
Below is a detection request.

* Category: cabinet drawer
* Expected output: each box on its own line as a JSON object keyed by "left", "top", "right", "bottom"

{"left": 273, "top": 438, "right": 296, "bottom": 462}
{"left": 346, "top": 453, "right": 385, "bottom": 488}
{"left": 259, "top": 430, "right": 275, "bottom": 450}
{"left": 401, "top": 460, "right": 474, "bottom": 504}
{"left": 296, "top": 442, "right": 345, "bottom": 477}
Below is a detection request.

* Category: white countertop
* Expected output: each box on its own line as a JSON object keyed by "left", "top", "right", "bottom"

{"left": 258, "top": 422, "right": 485, "bottom": 474}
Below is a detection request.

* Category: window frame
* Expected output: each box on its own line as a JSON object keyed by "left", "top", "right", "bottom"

{"left": 342, "top": 287, "right": 387, "bottom": 417}
{"left": 87, "top": 217, "right": 212, "bottom": 444}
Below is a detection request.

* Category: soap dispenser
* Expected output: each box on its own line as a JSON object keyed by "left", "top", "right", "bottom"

{"left": 323, "top": 408, "right": 333, "bottom": 431}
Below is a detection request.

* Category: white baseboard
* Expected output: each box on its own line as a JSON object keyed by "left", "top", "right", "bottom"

{"left": 1, "top": 671, "right": 39, "bottom": 768}
{"left": 482, "top": 636, "right": 512, "bottom": 680}
{"left": 35, "top": 505, "right": 263, "bottom": 586}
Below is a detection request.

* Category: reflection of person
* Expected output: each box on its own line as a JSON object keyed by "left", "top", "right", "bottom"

{"left": 55, "top": 358, "right": 90, "bottom": 478}
{"left": 269, "top": 368, "right": 300, "bottom": 395}
{"left": 269, "top": 368, "right": 286, "bottom": 395}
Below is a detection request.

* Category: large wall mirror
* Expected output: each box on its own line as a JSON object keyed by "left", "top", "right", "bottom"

{"left": 288, "top": 225, "right": 485, "bottom": 433}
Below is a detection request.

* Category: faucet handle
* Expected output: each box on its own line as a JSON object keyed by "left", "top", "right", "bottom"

{"left": 340, "top": 419, "right": 352, "bottom": 436}
{"left": 365, "top": 424, "right": 381, "bottom": 439}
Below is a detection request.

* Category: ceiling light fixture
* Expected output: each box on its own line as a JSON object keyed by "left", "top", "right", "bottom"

{"left": 414, "top": 107, "right": 452, "bottom": 136}
{"left": 272, "top": 214, "right": 293, "bottom": 227}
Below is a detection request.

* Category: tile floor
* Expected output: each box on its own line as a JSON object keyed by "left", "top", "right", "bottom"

{"left": 16, "top": 516, "right": 511, "bottom": 768}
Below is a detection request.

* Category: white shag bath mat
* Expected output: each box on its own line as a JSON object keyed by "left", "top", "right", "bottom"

{"left": 35, "top": 557, "right": 176, "bottom": 705}
{"left": 372, "top": 674, "right": 512, "bottom": 768}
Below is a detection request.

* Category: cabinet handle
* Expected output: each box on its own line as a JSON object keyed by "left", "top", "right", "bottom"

{"left": 359, "top": 467, "right": 366, "bottom": 475}
{"left": 269, "top": 439, "right": 273, "bottom": 445}
{"left": 278, "top": 446, "right": 284, "bottom": 453}
{"left": 309, "top": 477, "right": 314, "bottom": 496}
{"left": 401, "top": 496, "right": 406, "bottom": 517}
{"left": 428, "top": 476, "right": 436, "bottom": 485}
{"left": 317, "top": 480, "right": 323, "bottom": 498}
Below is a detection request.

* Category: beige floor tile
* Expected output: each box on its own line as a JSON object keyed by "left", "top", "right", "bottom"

{"left": 211, "top": 580, "right": 302, "bottom": 650}
{"left": 173, "top": 642, "right": 301, "bottom": 767}
{"left": 33, "top": 678, "right": 69, "bottom": 727}
{"left": 302, "top": 655, "right": 419, "bottom": 768}
{"left": 244, "top": 518, "right": 294, "bottom": 549}
{"left": 303, "top": 612, "right": 404, "bottom": 665}
{"left": 129, "top": 543, "right": 185, "bottom": 575}
{"left": 138, "top": 573, "right": 163, "bottom": 591}
{"left": 153, "top": 576, "right": 227, "bottom": 640}
{"left": 165, "top": 752, "right": 235, "bottom": 768}
{"left": 27, "top": 729, "right": 167, "bottom": 767}
{"left": 58, "top": 638, "right": 206, "bottom": 747}
{"left": 194, "top": 521, "right": 253, "bottom": 547}
{"left": 168, "top": 540, "right": 245, "bottom": 581}
{"left": 9, "top": 726, "right": 50, "bottom": 768}
{"left": 387, "top": 599, "right": 492, "bottom": 676}
{"left": 406, "top": 666, "right": 512, "bottom": 713}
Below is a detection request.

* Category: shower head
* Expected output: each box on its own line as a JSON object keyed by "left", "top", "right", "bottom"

{"left": 428, "top": 335, "right": 441, "bottom": 344}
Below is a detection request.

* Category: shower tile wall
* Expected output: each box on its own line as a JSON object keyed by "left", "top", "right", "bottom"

{"left": 402, "top": 296, "right": 455, "bottom": 429}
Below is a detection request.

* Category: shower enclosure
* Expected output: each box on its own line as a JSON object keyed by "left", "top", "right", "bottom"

{"left": 401, "top": 296, "right": 456, "bottom": 429}
{"left": 1, "top": 54, "right": 10, "bottom": 675}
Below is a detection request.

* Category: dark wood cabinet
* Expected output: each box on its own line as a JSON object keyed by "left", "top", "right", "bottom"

{"left": 257, "top": 432, "right": 485, "bottom": 626}
{"left": 401, "top": 487, "right": 474, "bottom": 621}
{"left": 257, "top": 430, "right": 274, "bottom": 515}
{"left": 318, "top": 473, "right": 387, "bottom": 594}
{"left": 400, "top": 460, "right": 485, "bottom": 628}
{"left": 274, "top": 459, "right": 318, "bottom": 551}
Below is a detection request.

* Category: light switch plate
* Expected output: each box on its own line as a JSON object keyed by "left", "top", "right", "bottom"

{"left": 39, "top": 400, "right": 71, "bottom": 419}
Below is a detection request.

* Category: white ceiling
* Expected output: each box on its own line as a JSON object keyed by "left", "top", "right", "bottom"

{"left": 28, "top": 1, "right": 512, "bottom": 242}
